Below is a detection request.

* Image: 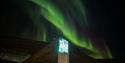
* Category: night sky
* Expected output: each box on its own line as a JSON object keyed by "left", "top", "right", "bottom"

{"left": 85, "top": 0, "right": 124, "bottom": 58}
{"left": 0, "top": 0, "right": 124, "bottom": 58}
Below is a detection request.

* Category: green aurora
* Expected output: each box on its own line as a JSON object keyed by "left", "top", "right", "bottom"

{"left": 31, "top": 0, "right": 112, "bottom": 59}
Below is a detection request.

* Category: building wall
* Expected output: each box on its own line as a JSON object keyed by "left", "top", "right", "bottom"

{"left": 58, "top": 54, "right": 69, "bottom": 63}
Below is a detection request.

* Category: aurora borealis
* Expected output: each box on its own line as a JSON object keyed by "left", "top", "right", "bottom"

{"left": 0, "top": 0, "right": 113, "bottom": 59}
{"left": 31, "top": 0, "right": 112, "bottom": 59}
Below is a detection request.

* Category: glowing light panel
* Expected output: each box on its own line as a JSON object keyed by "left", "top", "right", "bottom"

{"left": 59, "top": 38, "right": 69, "bottom": 53}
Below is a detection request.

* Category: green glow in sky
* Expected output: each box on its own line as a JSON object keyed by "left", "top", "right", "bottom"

{"left": 32, "top": 0, "right": 93, "bottom": 52}
{"left": 31, "top": 0, "right": 112, "bottom": 59}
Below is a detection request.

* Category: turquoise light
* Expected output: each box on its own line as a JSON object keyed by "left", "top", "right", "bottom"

{"left": 59, "top": 38, "right": 69, "bottom": 53}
